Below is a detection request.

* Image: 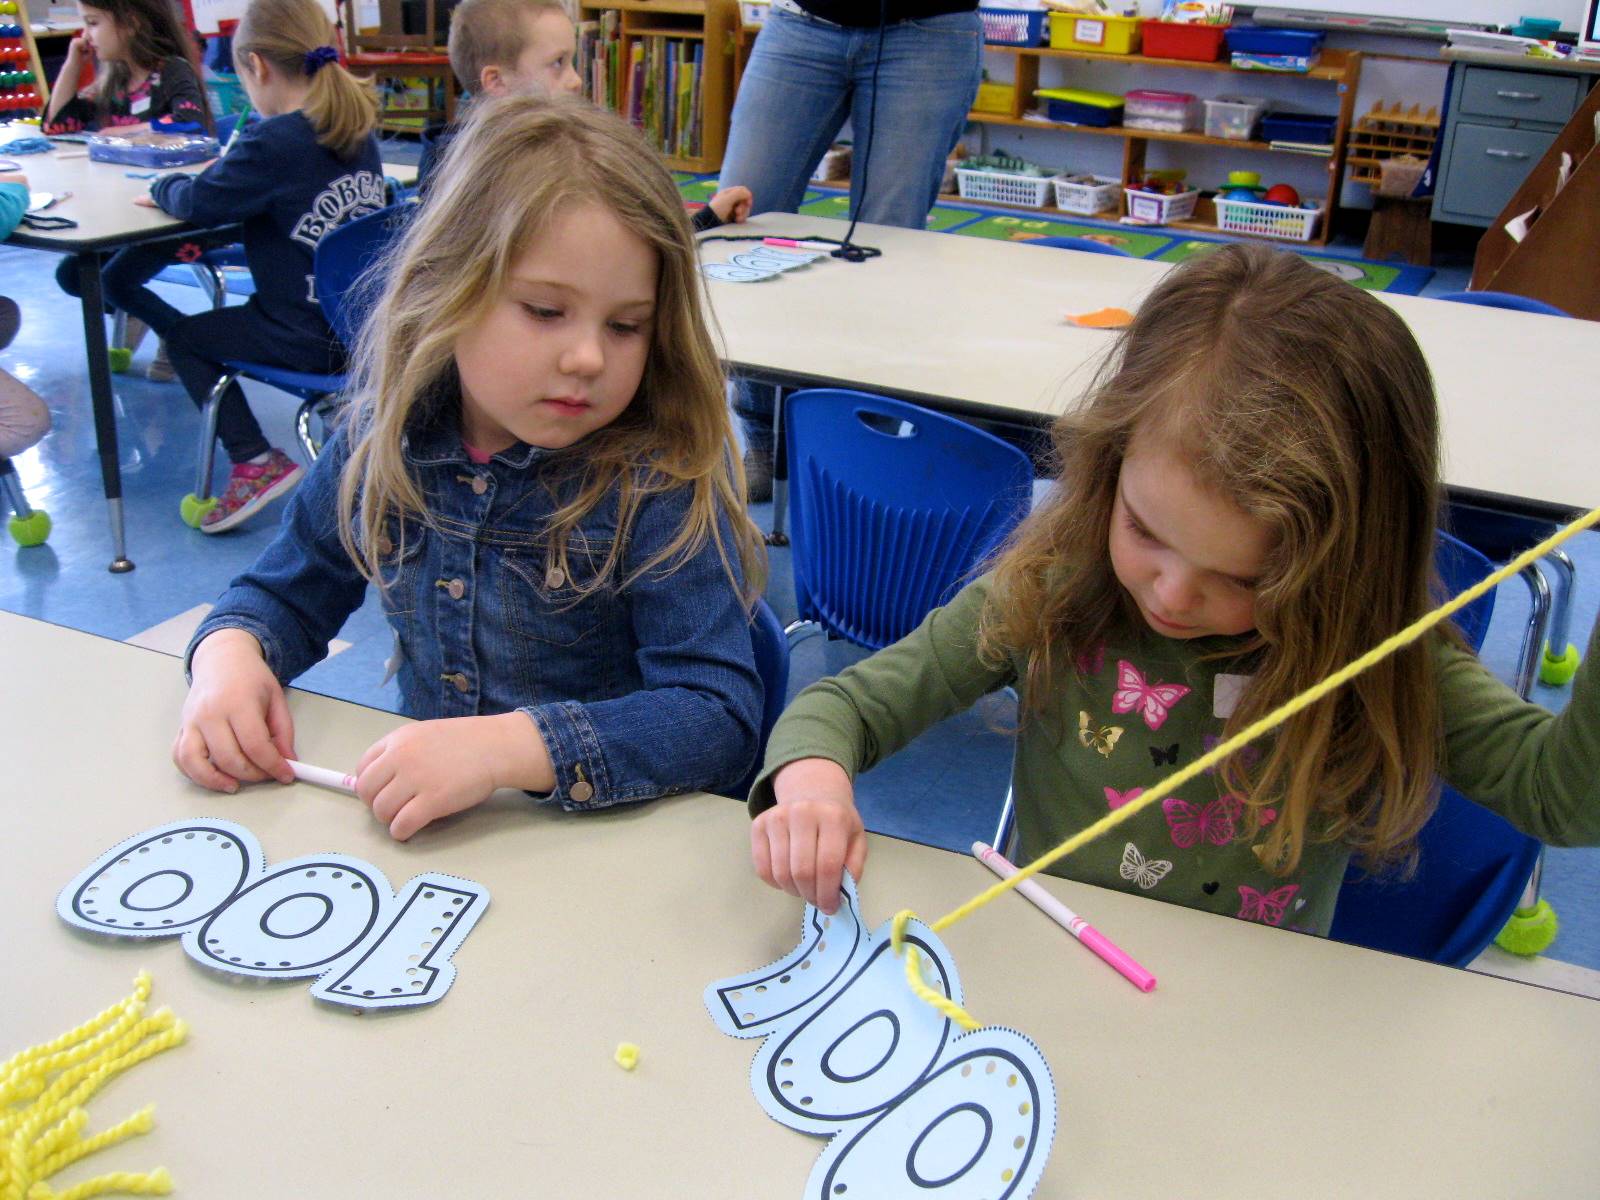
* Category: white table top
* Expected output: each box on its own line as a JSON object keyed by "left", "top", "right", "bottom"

{"left": 2, "top": 142, "right": 417, "bottom": 250}
{"left": 1441, "top": 46, "right": 1600, "bottom": 74}
{"left": 703, "top": 214, "right": 1600, "bottom": 518}
{"left": 5, "top": 610, "right": 1599, "bottom": 1198}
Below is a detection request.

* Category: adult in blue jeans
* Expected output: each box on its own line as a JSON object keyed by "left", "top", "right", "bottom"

{"left": 720, "top": 0, "right": 982, "bottom": 500}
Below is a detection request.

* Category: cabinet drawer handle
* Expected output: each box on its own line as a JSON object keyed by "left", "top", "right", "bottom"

{"left": 1494, "top": 89, "right": 1540, "bottom": 100}
{"left": 1484, "top": 147, "right": 1530, "bottom": 160}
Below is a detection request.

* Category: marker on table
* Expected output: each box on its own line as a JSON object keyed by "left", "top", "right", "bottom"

{"left": 972, "top": 841, "right": 1156, "bottom": 993}
{"left": 287, "top": 758, "right": 357, "bottom": 795}
{"left": 762, "top": 237, "right": 836, "bottom": 252}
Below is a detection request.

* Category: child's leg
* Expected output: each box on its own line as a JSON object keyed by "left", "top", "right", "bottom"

{"left": 0, "top": 368, "right": 50, "bottom": 459}
{"left": 164, "top": 305, "right": 278, "bottom": 464}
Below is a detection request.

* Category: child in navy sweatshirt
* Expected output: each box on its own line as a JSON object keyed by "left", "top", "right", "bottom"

{"left": 141, "top": 0, "right": 384, "bottom": 532}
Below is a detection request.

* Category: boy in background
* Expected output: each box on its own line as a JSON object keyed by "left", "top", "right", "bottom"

{"left": 420, "top": 0, "right": 752, "bottom": 231}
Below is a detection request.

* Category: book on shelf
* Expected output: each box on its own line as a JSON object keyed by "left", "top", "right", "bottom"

{"left": 1270, "top": 139, "right": 1334, "bottom": 156}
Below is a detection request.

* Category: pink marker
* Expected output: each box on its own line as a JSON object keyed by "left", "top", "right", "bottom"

{"left": 287, "top": 759, "right": 357, "bottom": 795}
{"left": 973, "top": 841, "right": 1156, "bottom": 993}
{"left": 762, "top": 237, "right": 836, "bottom": 251}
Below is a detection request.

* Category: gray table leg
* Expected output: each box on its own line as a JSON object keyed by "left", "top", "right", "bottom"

{"left": 75, "top": 251, "right": 134, "bottom": 573}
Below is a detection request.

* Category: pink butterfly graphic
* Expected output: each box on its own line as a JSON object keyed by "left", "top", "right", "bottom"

{"left": 1104, "top": 786, "right": 1144, "bottom": 811}
{"left": 1236, "top": 884, "right": 1300, "bottom": 926}
{"left": 1201, "top": 734, "right": 1263, "bottom": 775}
{"left": 1075, "top": 644, "right": 1105, "bottom": 676}
{"left": 1112, "top": 661, "right": 1191, "bottom": 730}
{"left": 1161, "top": 794, "right": 1241, "bottom": 849}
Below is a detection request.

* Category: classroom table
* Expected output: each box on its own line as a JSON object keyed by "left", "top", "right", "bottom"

{"left": 5, "top": 609, "right": 1598, "bottom": 1198}
{"left": 702, "top": 214, "right": 1600, "bottom": 527}
{"left": 1, "top": 144, "right": 419, "bottom": 572}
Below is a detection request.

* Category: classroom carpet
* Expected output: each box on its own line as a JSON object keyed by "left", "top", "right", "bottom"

{"left": 674, "top": 174, "right": 1436, "bottom": 295}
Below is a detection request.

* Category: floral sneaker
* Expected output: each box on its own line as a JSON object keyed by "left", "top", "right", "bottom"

{"left": 200, "top": 449, "right": 304, "bottom": 534}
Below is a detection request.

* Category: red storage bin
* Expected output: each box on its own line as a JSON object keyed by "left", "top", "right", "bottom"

{"left": 1140, "top": 21, "right": 1229, "bottom": 62}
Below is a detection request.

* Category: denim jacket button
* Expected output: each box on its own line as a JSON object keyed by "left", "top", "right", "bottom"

{"left": 545, "top": 566, "right": 566, "bottom": 589}
{"left": 446, "top": 578, "right": 466, "bottom": 600}
{"left": 449, "top": 672, "right": 470, "bottom": 692}
{"left": 376, "top": 533, "right": 393, "bottom": 557}
{"left": 569, "top": 780, "right": 594, "bottom": 803}
{"left": 470, "top": 476, "right": 489, "bottom": 495}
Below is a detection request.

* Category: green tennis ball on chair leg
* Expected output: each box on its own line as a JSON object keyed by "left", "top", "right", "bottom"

{"left": 1539, "top": 644, "right": 1580, "bottom": 687}
{"left": 8, "top": 509, "right": 50, "bottom": 546}
{"left": 180, "top": 493, "right": 217, "bottom": 528}
{"left": 108, "top": 347, "right": 133, "bottom": 373}
{"left": 1495, "top": 899, "right": 1559, "bottom": 957}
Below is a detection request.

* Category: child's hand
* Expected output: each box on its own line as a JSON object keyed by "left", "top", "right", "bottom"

{"left": 65, "top": 34, "right": 90, "bottom": 62}
{"left": 354, "top": 712, "right": 552, "bottom": 841}
{"left": 709, "top": 185, "right": 753, "bottom": 224}
{"left": 132, "top": 195, "right": 158, "bottom": 208}
{"left": 173, "top": 629, "right": 296, "bottom": 792}
{"left": 752, "top": 757, "right": 866, "bottom": 914}
{"left": 0, "top": 172, "right": 27, "bottom": 187}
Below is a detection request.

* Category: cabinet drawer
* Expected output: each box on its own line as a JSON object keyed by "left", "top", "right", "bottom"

{"left": 1457, "top": 66, "right": 1579, "bottom": 124}
{"left": 1439, "top": 122, "right": 1557, "bottom": 220}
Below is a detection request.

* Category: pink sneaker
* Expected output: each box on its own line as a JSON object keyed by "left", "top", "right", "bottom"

{"left": 200, "top": 449, "right": 304, "bottom": 534}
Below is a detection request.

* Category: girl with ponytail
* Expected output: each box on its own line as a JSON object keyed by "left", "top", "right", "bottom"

{"left": 142, "top": 0, "right": 387, "bottom": 532}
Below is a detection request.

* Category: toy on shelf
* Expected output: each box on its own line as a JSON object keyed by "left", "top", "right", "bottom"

{"left": 1263, "top": 182, "right": 1301, "bottom": 205}
{"left": 0, "top": 4, "right": 48, "bottom": 118}
{"left": 1219, "top": 168, "right": 1264, "bottom": 201}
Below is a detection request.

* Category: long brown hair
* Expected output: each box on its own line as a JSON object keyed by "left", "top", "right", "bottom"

{"left": 982, "top": 243, "right": 1451, "bottom": 875}
{"left": 233, "top": 0, "right": 379, "bottom": 160}
{"left": 337, "top": 93, "right": 765, "bottom": 608}
{"left": 83, "top": 0, "right": 211, "bottom": 130}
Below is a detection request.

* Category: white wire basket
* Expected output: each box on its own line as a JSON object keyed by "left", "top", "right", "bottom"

{"left": 956, "top": 167, "right": 1058, "bottom": 208}
{"left": 1214, "top": 196, "right": 1325, "bottom": 242}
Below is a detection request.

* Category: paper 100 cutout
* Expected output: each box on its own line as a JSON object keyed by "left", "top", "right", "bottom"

{"left": 56, "top": 818, "right": 489, "bottom": 1013}
{"left": 705, "top": 874, "right": 1057, "bottom": 1199}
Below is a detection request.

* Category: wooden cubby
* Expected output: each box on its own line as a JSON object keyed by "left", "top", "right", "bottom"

{"left": 964, "top": 44, "right": 1362, "bottom": 246}
{"left": 577, "top": 0, "right": 738, "bottom": 173}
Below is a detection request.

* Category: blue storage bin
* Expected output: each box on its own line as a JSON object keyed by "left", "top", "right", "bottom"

{"left": 1036, "top": 87, "right": 1124, "bottom": 127}
{"left": 978, "top": 6, "right": 1048, "bottom": 46}
{"left": 1259, "top": 111, "right": 1336, "bottom": 144}
{"left": 1224, "top": 25, "right": 1324, "bottom": 56}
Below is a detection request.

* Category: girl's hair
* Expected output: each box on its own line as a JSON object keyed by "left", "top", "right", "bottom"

{"left": 448, "top": 0, "right": 569, "bottom": 94}
{"left": 83, "top": 0, "right": 211, "bottom": 129}
{"left": 337, "top": 93, "right": 765, "bottom": 608}
{"left": 981, "top": 243, "right": 1448, "bottom": 876}
{"left": 233, "top": 0, "right": 379, "bottom": 160}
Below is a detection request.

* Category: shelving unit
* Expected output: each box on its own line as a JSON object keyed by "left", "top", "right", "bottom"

{"left": 966, "top": 44, "right": 1362, "bottom": 246}
{"left": 577, "top": 0, "right": 738, "bottom": 174}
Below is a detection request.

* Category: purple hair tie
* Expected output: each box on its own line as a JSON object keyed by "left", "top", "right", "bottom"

{"left": 303, "top": 45, "right": 339, "bottom": 75}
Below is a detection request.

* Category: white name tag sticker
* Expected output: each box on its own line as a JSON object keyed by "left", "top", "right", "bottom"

{"left": 1214, "top": 673, "right": 1252, "bottom": 719}
{"left": 130, "top": 94, "right": 152, "bottom": 116}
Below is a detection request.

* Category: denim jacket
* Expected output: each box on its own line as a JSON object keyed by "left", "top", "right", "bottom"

{"left": 188, "top": 419, "right": 763, "bottom": 808}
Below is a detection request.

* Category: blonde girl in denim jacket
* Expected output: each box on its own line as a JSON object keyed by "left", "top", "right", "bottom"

{"left": 175, "top": 95, "right": 767, "bottom": 840}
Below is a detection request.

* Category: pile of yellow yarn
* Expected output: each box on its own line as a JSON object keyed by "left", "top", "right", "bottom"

{"left": 2, "top": 972, "right": 185, "bottom": 1200}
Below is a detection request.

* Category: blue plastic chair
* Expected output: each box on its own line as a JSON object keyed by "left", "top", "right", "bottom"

{"left": 784, "top": 388, "right": 1035, "bottom": 651}
{"left": 1432, "top": 290, "right": 1571, "bottom": 318}
{"left": 733, "top": 598, "right": 792, "bottom": 800}
{"left": 1021, "top": 235, "right": 1132, "bottom": 257}
{"left": 181, "top": 204, "right": 412, "bottom": 527}
{"left": 1328, "top": 531, "right": 1543, "bottom": 967}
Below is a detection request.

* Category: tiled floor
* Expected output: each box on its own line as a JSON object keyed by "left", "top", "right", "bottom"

{"left": 3, "top": 185, "right": 1595, "bottom": 996}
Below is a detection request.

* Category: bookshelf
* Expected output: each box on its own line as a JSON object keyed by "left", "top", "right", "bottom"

{"left": 966, "top": 45, "right": 1363, "bottom": 247}
{"left": 577, "top": 0, "right": 738, "bottom": 174}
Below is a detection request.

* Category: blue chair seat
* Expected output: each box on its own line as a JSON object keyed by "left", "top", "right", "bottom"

{"left": 219, "top": 362, "right": 344, "bottom": 401}
{"left": 1021, "top": 235, "right": 1132, "bottom": 257}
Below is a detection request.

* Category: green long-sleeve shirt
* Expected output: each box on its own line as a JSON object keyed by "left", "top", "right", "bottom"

{"left": 750, "top": 575, "right": 1600, "bottom": 934}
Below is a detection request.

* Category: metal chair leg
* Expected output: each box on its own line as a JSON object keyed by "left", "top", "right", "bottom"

{"left": 180, "top": 371, "right": 237, "bottom": 527}
{"left": 1, "top": 457, "right": 50, "bottom": 546}
{"left": 1513, "top": 564, "right": 1552, "bottom": 700}
{"left": 1540, "top": 548, "right": 1581, "bottom": 686}
{"left": 188, "top": 261, "right": 228, "bottom": 310}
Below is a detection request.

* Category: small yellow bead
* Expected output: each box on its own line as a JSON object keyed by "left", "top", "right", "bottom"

{"left": 612, "top": 1043, "right": 640, "bottom": 1071}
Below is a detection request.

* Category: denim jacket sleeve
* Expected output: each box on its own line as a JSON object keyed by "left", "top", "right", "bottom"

{"left": 522, "top": 486, "right": 762, "bottom": 809}
{"left": 185, "top": 432, "right": 370, "bottom": 681}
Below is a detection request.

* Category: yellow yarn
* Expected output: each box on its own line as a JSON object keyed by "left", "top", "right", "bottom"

{"left": 1, "top": 975, "right": 182, "bottom": 1200}
{"left": 893, "top": 504, "right": 1600, "bottom": 1026}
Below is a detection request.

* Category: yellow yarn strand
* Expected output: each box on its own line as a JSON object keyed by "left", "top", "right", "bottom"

{"left": 893, "top": 503, "right": 1600, "bottom": 1027}
{"left": 0, "top": 976, "right": 183, "bottom": 1200}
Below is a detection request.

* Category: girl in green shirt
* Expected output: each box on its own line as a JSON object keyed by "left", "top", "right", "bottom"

{"left": 748, "top": 243, "right": 1600, "bottom": 933}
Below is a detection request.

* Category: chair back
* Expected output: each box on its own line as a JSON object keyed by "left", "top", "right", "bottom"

{"left": 342, "top": 0, "right": 445, "bottom": 52}
{"left": 1434, "top": 290, "right": 1571, "bottom": 318}
{"left": 1328, "top": 531, "right": 1541, "bottom": 967}
{"left": 733, "top": 598, "right": 792, "bottom": 800}
{"left": 1021, "top": 235, "right": 1132, "bottom": 257}
{"left": 313, "top": 204, "right": 413, "bottom": 352}
{"left": 785, "top": 388, "right": 1034, "bottom": 650}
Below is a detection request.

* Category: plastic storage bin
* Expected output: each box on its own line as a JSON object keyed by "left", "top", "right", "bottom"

{"left": 739, "top": 0, "right": 768, "bottom": 26}
{"left": 1053, "top": 173, "right": 1121, "bottom": 214}
{"left": 1123, "top": 89, "right": 1199, "bottom": 132}
{"left": 87, "top": 132, "right": 220, "bottom": 167}
{"left": 1123, "top": 186, "right": 1199, "bottom": 224}
{"left": 978, "top": 4, "right": 1048, "bottom": 46}
{"left": 1140, "top": 20, "right": 1228, "bottom": 61}
{"left": 1036, "top": 87, "right": 1123, "bottom": 127}
{"left": 1259, "top": 111, "right": 1336, "bottom": 144}
{"left": 955, "top": 166, "right": 1058, "bottom": 208}
{"left": 1203, "top": 94, "right": 1267, "bottom": 140}
{"left": 1214, "top": 195, "right": 1324, "bottom": 242}
{"left": 1050, "top": 12, "right": 1141, "bottom": 54}
{"left": 1224, "top": 26, "right": 1324, "bottom": 55}
{"left": 973, "top": 79, "right": 1018, "bottom": 114}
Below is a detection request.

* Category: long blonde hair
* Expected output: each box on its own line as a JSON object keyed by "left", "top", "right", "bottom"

{"left": 337, "top": 93, "right": 765, "bottom": 608}
{"left": 233, "top": 0, "right": 379, "bottom": 160}
{"left": 982, "top": 243, "right": 1451, "bottom": 875}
